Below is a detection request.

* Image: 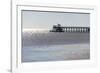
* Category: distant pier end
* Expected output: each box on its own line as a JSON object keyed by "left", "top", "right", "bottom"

{"left": 50, "top": 24, "right": 90, "bottom": 32}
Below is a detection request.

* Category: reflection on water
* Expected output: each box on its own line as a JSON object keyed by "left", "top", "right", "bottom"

{"left": 22, "top": 30, "right": 90, "bottom": 62}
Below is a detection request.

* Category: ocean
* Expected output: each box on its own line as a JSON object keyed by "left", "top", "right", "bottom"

{"left": 22, "top": 30, "right": 90, "bottom": 62}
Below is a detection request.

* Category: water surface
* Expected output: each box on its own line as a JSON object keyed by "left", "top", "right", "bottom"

{"left": 22, "top": 30, "right": 90, "bottom": 62}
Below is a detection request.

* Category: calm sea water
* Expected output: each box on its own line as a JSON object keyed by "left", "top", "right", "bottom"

{"left": 22, "top": 30, "right": 90, "bottom": 62}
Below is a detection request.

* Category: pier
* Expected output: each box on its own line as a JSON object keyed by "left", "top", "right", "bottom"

{"left": 50, "top": 24, "right": 90, "bottom": 32}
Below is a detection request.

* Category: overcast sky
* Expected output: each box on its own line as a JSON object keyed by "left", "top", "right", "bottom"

{"left": 22, "top": 10, "right": 90, "bottom": 29}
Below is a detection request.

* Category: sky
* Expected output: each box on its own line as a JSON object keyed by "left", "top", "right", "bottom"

{"left": 22, "top": 10, "right": 90, "bottom": 29}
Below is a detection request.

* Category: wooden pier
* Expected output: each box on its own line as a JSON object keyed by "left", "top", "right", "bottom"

{"left": 50, "top": 24, "right": 90, "bottom": 32}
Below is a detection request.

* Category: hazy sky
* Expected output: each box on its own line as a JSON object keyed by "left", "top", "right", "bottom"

{"left": 22, "top": 10, "right": 90, "bottom": 29}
